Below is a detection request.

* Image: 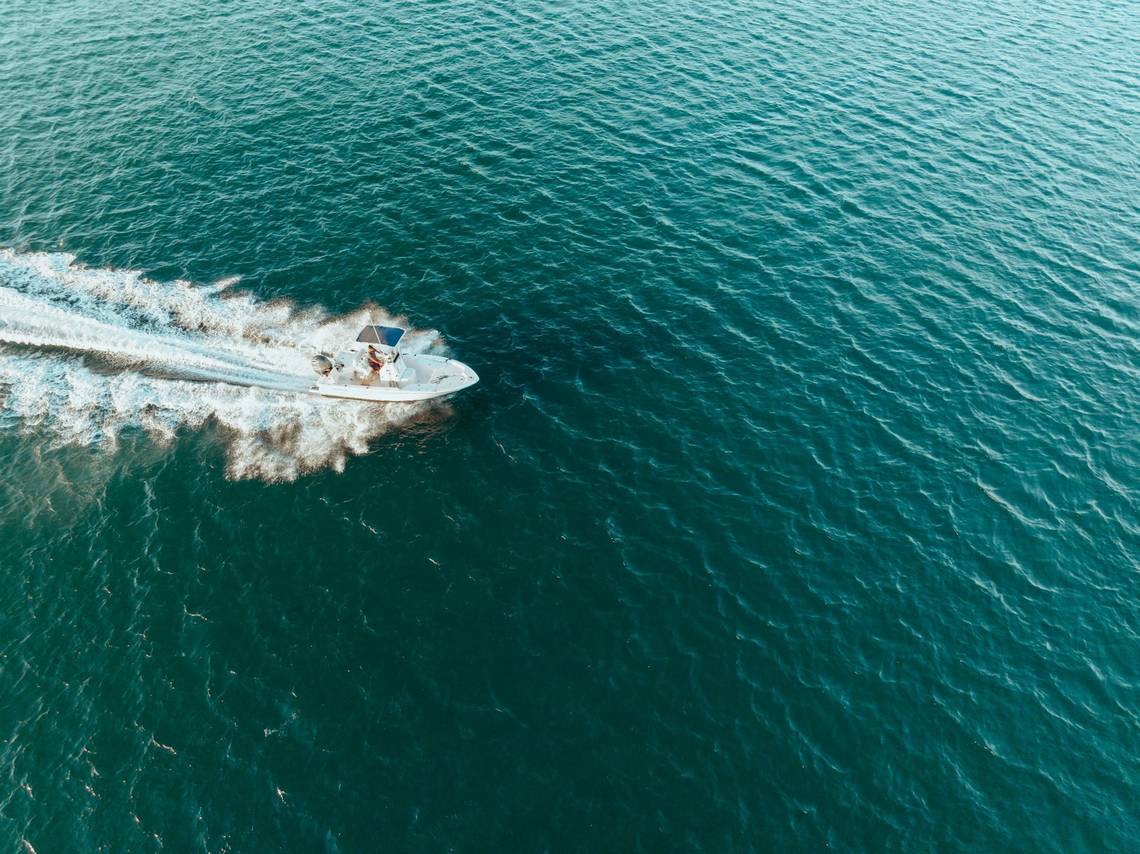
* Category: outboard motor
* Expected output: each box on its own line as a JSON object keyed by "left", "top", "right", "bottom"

{"left": 311, "top": 353, "right": 335, "bottom": 377}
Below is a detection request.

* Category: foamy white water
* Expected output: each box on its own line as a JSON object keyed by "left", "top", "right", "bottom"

{"left": 0, "top": 249, "right": 447, "bottom": 480}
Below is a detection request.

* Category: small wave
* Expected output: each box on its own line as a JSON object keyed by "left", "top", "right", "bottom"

{"left": 0, "top": 249, "right": 447, "bottom": 481}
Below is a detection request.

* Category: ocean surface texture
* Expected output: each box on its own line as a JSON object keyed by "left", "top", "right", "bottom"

{"left": 1, "top": 0, "right": 1137, "bottom": 850}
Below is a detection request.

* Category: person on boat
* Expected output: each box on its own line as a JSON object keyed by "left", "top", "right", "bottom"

{"left": 367, "top": 345, "right": 383, "bottom": 373}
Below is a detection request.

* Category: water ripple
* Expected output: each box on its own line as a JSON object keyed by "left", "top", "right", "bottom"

{"left": 2, "top": 0, "right": 1139, "bottom": 850}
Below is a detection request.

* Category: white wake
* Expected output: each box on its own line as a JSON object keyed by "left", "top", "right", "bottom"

{"left": 0, "top": 249, "right": 449, "bottom": 481}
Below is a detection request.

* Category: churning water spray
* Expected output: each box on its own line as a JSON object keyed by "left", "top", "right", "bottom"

{"left": 0, "top": 249, "right": 446, "bottom": 481}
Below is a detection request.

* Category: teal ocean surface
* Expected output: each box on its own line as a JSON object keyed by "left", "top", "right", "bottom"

{"left": 1, "top": 0, "right": 1137, "bottom": 850}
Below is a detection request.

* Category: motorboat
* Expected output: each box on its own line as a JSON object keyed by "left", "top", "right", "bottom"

{"left": 309, "top": 324, "right": 478, "bottom": 402}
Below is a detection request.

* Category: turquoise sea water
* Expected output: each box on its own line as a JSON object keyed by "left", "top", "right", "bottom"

{"left": 1, "top": 0, "right": 1138, "bottom": 849}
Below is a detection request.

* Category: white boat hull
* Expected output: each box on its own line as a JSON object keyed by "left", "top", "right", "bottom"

{"left": 310, "top": 354, "right": 478, "bottom": 402}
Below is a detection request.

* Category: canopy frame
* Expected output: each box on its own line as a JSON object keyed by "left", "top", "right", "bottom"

{"left": 356, "top": 325, "right": 406, "bottom": 348}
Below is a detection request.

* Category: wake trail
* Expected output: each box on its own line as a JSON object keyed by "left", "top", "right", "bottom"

{"left": 0, "top": 285, "right": 311, "bottom": 392}
{"left": 0, "top": 249, "right": 449, "bottom": 481}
